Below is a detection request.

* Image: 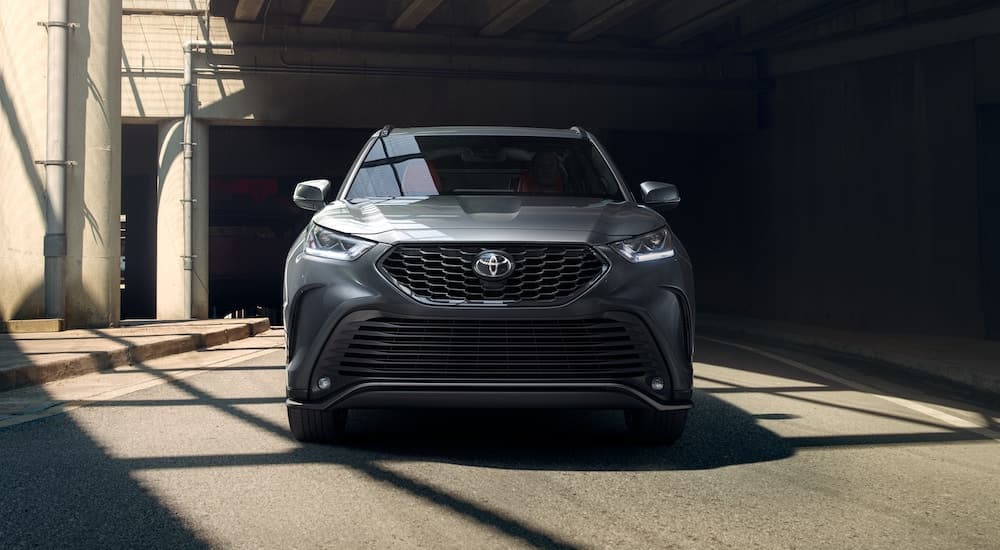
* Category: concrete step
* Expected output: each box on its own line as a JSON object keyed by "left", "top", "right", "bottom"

{"left": 0, "top": 319, "right": 271, "bottom": 391}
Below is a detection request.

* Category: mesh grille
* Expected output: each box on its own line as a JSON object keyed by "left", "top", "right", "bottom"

{"left": 378, "top": 244, "right": 605, "bottom": 306}
{"left": 320, "top": 317, "right": 658, "bottom": 379}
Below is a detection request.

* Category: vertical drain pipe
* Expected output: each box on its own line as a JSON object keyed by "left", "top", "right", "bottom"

{"left": 42, "top": 0, "right": 71, "bottom": 320}
{"left": 181, "top": 39, "right": 230, "bottom": 318}
{"left": 181, "top": 41, "right": 196, "bottom": 319}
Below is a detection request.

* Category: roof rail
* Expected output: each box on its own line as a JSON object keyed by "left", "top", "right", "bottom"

{"left": 378, "top": 125, "right": 393, "bottom": 137}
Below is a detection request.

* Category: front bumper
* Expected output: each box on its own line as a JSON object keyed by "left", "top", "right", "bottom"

{"left": 283, "top": 241, "right": 695, "bottom": 411}
{"left": 288, "top": 383, "right": 692, "bottom": 412}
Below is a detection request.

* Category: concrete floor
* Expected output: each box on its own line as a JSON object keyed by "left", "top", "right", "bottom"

{"left": 0, "top": 332, "right": 998, "bottom": 549}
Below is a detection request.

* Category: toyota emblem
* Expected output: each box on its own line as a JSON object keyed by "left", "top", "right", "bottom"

{"left": 472, "top": 250, "right": 515, "bottom": 280}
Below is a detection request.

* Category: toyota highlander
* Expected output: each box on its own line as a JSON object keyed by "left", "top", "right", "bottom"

{"left": 283, "top": 126, "right": 695, "bottom": 444}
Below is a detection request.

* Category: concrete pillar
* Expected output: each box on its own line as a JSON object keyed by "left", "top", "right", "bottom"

{"left": 63, "top": 0, "right": 123, "bottom": 327}
{"left": 0, "top": 0, "right": 122, "bottom": 327}
{"left": 156, "top": 119, "right": 209, "bottom": 319}
{"left": 0, "top": 1, "right": 48, "bottom": 321}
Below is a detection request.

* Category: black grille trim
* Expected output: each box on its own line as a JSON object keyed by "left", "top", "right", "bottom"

{"left": 316, "top": 317, "right": 662, "bottom": 381}
{"left": 377, "top": 244, "right": 607, "bottom": 307}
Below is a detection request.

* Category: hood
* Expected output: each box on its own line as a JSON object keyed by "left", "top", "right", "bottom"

{"left": 312, "top": 195, "right": 664, "bottom": 244}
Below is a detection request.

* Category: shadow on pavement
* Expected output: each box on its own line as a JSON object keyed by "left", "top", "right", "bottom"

{"left": 340, "top": 390, "right": 793, "bottom": 471}
{"left": 0, "top": 333, "right": 223, "bottom": 548}
{"left": 0, "top": 412, "right": 210, "bottom": 548}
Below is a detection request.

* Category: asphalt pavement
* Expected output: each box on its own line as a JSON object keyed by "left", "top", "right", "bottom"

{"left": 1, "top": 332, "right": 997, "bottom": 549}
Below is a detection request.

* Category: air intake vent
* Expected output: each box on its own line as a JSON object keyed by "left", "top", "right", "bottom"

{"left": 322, "top": 317, "right": 658, "bottom": 379}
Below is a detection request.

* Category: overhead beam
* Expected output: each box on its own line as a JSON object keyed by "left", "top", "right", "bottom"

{"left": 770, "top": 5, "right": 1000, "bottom": 75}
{"left": 567, "top": 0, "right": 659, "bottom": 43}
{"left": 233, "top": 0, "right": 267, "bottom": 22}
{"left": 651, "top": 0, "right": 754, "bottom": 47}
{"left": 393, "top": 0, "right": 446, "bottom": 31}
{"left": 301, "top": 0, "right": 338, "bottom": 25}
{"left": 480, "top": 0, "right": 551, "bottom": 37}
{"left": 718, "top": 0, "right": 873, "bottom": 54}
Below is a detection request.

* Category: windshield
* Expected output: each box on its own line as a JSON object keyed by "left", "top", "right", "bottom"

{"left": 345, "top": 134, "right": 625, "bottom": 201}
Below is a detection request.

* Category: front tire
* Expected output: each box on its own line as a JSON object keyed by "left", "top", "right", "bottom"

{"left": 624, "top": 409, "right": 687, "bottom": 445}
{"left": 287, "top": 406, "right": 348, "bottom": 443}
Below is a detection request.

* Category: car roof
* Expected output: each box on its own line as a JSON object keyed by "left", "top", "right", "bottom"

{"left": 378, "top": 126, "right": 587, "bottom": 139}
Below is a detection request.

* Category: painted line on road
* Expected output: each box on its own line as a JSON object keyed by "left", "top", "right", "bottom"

{"left": 700, "top": 336, "right": 999, "bottom": 439}
{"left": 0, "top": 346, "right": 283, "bottom": 429}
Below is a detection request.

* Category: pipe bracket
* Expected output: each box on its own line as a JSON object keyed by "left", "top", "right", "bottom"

{"left": 37, "top": 21, "right": 79, "bottom": 30}
{"left": 34, "top": 160, "right": 77, "bottom": 167}
{"left": 44, "top": 234, "right": 67, "bottom": 257}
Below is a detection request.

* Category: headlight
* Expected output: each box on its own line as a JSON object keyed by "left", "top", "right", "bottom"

{"left": 610, "top": 227, "right": 675, "bottom": 262}
{"left": 304, "top": 223, "right": 374, "bottom": 261}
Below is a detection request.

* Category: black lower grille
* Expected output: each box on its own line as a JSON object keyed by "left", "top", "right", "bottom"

{"left": 316, "top": 316, "right": 662, "bottom": 380}
{"left": 378, "top": 244, "right": 606, "bottom": 306}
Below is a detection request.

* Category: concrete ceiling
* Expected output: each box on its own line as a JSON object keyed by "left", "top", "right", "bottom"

{"left": 209, "top": 0, "right": 997, "bottom": 54}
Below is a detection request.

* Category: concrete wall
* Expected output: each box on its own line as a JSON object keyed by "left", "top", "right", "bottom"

{"left": 0, "top": 1, "right": 48, "bottom": 320}
{"left": 976, "top": 34, "right": 1000, "bottom": 104}
{"left": 0, "top": 0, "right": 123, "bottom": 327}
{"left": 695, "top": 38, "right": 994, "bottom": 337}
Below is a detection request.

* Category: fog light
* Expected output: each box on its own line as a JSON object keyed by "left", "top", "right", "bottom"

{"left": 650, "top": 377, "right": 665, "bottom": 392}
{"left": 317, "top": 376, "right": 332, "bottom": 391}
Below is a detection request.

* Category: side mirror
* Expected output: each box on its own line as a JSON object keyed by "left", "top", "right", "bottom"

{"left": 293, "top": 179, "right": 332, "bottom": 211}
{"left": 639, "top": 181, "right": 680, "bottom": 211}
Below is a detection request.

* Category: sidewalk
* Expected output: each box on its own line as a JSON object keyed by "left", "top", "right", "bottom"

{"left": 698, "top": 314, "right": 1000, "bottom": 398}
{"left": 0, "top": 319, "right": 270, "bottom": 391}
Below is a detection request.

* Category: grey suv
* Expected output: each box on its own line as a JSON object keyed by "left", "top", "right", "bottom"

{"left": 284, "top": 126, "right": 695, "bottom": 444}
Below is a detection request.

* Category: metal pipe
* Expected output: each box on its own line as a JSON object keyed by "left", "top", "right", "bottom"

{"left": 122, "top": 8, "right": 206, "bottom": 16}
{"left": 181, "top": 39, "right": 231, "bottom": 319}
{"left": 123, "top": 62, "right": 767, "bottom": 90}
{"left": 43, "top": 0, "right": 70, "bottom": 320}
{"left": 182, "top": 41, "right": 194, "bottom": 319}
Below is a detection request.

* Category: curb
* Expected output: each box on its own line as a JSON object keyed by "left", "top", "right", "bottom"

{"left": 698, "top": 321, "right": 1000, "bottom": 399}
{"left": 1, "top": 319, "right": 64, "bottom": 333}
{"left": 0, "top": 319, "right": 270, "bottom": 392}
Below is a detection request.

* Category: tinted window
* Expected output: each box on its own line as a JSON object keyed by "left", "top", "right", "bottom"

{"left": 345, "top": 135, "right": 624, "bottom": 200}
